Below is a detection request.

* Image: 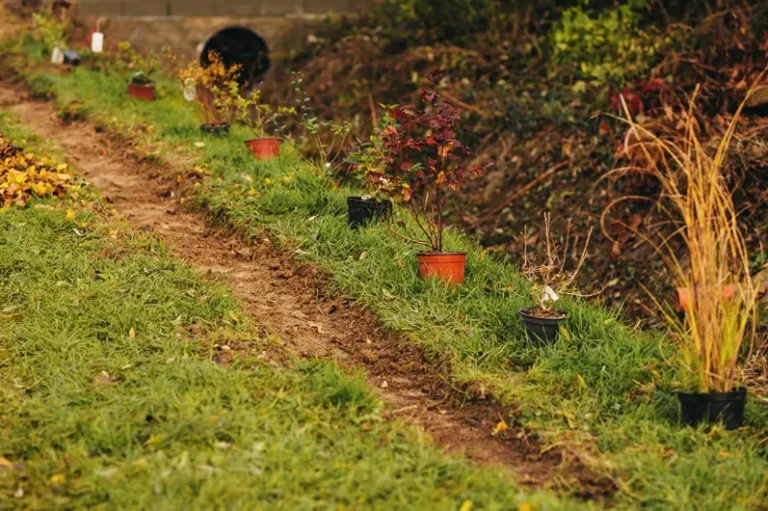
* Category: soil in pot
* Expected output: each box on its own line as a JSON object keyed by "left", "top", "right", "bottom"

{"left": 417, "top": 252, "right": 466, "bottom": 285}
{"left": 346, "top": 197, "right": 392, "bottom": 229}
{"left": 677, "top": 387, "right": 746, "bottom": 430}
{"left": 127, "top": 82, "right": 155, "bottom": 101}
{"left": 245, "top": 138, "right": 281, "bottom": 160}
{"left": 518, "top": 308, "right": 569, "bottom": 347}
{"left": 201, "top": 124, "right": 231, "bottom": 136}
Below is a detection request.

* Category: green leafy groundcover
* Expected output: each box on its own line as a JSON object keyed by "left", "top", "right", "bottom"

{"left": 0, "top": 112, "right": 575, "bottom": 510}
{"left": 4, "top": 52, "right": 768, "bottom": 509}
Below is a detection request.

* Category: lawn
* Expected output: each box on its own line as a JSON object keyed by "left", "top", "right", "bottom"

{"left": 0, "top": 111, "right": 580, "bottom": 510}
{"left": 1, "top": 14, "right": 768, "bottom": 510}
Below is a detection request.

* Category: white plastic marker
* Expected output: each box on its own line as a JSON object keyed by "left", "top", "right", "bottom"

{"left": 91, "top": 32, "right": 104, "bottom": 53}
{"left": 542, "top": 285, "right": 560, "bottom": 305}
{"left": 183, "top": 78, "right": 197, "bottom": 101}
{"left": 51, "top": 47, "right": 64, "bottom": 65}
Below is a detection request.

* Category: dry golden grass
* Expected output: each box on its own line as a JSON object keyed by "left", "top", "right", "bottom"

{"left": 606, "top": 85, "right": 760, "bottom": 393}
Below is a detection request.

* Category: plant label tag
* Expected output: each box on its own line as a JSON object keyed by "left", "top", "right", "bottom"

{"left": 91, "top": 32, "right": 104, "bottom": 53}
{"left": 51, "top": 47, "right": 64, "bottom": 65}
{"left": 542, "top": 286, "right": 559, "bottom": 304}
{"left": 183, "top": 79, "right": 197, "bottom": 102}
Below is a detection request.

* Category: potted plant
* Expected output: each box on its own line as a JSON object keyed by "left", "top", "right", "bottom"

{"left": 520, "top": 213, "right": 591, "bottom": 346}
{"left": 367, "top": 71, "right": 493, "bottom": 284}
{"left": 233, "top": 87, "right": 294, "bottom": 160}
{"left": 344, "top": 117, "right": 397, "bottom": 229}
{"left": 608, "top": 89, "right": 758, "bottom": 429}
{"left": 114, "top": 41, "right": 159, "bottom": 102}
{"left": 177, "top": 51, "right": 241, "bottom": 135}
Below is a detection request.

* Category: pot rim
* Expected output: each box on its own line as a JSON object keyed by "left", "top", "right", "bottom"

{"left": 674, "top": 387, "right": 747, "bottom": 398}
{"left": 417, "top": 251, "right": 467, "bottom": 257}
{"left": 245, "top": 137, "right": 281, "bottom": 144}
{"left": 347, "top": 196, "right": 391, "bottom": 205}
{"left": 129, "top": 81, "right": 155, "bottom": 88}
{"left": 519, "top": 307, "right": 569, "bottom": 321}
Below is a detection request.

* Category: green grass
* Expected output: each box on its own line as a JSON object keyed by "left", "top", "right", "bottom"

{"left": 0, "top": 112, "right": 583, "bottom": 510}
{"left": 2, "top": 37, "right": 768, "bottom": 510}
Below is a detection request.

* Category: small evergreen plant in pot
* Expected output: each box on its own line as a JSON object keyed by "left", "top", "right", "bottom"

{"left": 233, "top": 87, "right": 294, "bottom": 160}
{"left": 114, "top": 41, "right": 159, "bottom": 101}
{"left": 177, "top": 51, "right": 241, "bottom": 135}
{"left": 520, "top": 213, "right": 591, "bottom": 346}
{"left": 369, "top": 71, "right": 492, "bottom": 284}
{"left": 609, "top": 87, "right": 759, "bottom": 429}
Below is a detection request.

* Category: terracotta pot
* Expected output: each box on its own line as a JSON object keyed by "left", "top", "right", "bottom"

{"left": 417, "top": 252, "right": 466, "bottom": 285}
{"left": 674, "top": 285, "right": 738, "bottom": 312}
{"left": 127, "top": 82, "right": 155, "bottom": 101}
{"left": 245, "top": 138, "right": 281, "bottom": 160}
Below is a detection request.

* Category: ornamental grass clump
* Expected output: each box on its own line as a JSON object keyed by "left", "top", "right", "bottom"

{"left": 610, "top": 86, "right": 758, "bottom": 401}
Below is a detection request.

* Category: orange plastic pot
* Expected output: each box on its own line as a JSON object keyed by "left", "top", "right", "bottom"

{"left": 245, "top": 138, "right": 281, "bottom": 160}
{"left": 674, "top": 285, "right": 738, "bottom": 312}
{"left": 417, "top": 252, "right": 466, "bottom": 285}
{"left": 127, "top": 82, "right": 155, "bottom": 101}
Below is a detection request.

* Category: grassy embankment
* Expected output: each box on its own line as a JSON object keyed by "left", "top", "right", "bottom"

{"left": 0, "top": 111, "right": 580, "bottom": 509}
{"left": 2, "top": 25, "right": 767, "bottom": 509}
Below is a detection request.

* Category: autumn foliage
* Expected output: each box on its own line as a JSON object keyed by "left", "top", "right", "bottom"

{"left": 364, "top": 71, "right": 492, "bottom": 251}
{"left": 0, "top": 134, "right": 74, "bottom": 207}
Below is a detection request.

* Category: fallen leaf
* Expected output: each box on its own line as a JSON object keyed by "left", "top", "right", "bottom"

{"left": 50, "top": 473, "right": 66, "bottom": 485}
{"left": 0, "top": 456, "right": 13, "bottom": 470}
{"left": 128, "top": 327, "right": 136, "bottom": 338}
{"left": 459, "top": 500, "right": 473, "bottom": 511}
{"left": 491, "top": 419, "right": 509, "bottom": 437}
{"left": 94, "top": 371, "right": 119, "bottom": 385}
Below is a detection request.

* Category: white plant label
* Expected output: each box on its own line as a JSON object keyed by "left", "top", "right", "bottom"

{"left": 51, "top": 47, "right": 64, "bottom": 65}
{"left": 183, "top": 78, "right": 197, "bottom": 102}
{"left": 91, "top": 32, "right": 104, "bottom": 53}
{"left": 542, "top": 286, "right": 559, "bottom": 304}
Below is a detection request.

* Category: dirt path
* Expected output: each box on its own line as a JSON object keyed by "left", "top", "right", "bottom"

{"left": 0, "top": 79, "right": 612, "bottom": 497}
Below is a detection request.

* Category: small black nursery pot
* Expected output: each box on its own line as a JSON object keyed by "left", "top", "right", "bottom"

{"left": 346, "top": 197, "right": 392, "bottom": 229}
{"left": 518, "top": 308, "right": 569, "bottom": 347}
{"left": 200, "top": 123, "right": 231, "bottom": 136}
{"left": 677, "top": 387, "right": 746, "bottom": 430}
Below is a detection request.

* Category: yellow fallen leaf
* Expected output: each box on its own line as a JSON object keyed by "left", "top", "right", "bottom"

{"left": 459, "top": 500, "right": 473, "bottom": 511}
{"left": 65, "top": 209, "right": 75, "bottom": 221}
{"left": 129, "top": 328, "right": 136, "bottom": 338}
{"left": 0, "top": 456, "right": 13, "bottom": 469}
{"left": 492, "top": 419, "right": 509, "bottom": 437}
{"left": 50, "top": 473, "right": 66, "bottom": 484}
{"left": 518, "top": 503, "right": 533, "bottom": 511}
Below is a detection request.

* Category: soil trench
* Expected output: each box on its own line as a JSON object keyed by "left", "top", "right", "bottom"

{"left": 0, "top": 79, "right": 611, "bottom": 496}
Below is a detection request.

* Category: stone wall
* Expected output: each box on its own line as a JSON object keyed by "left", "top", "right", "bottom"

{"left": 77, "top": 0, "right": 374, "bottom": 17}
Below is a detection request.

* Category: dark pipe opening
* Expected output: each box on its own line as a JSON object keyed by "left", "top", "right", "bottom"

{"left": 201, "top": 26, "right": 270, "bottom": 88}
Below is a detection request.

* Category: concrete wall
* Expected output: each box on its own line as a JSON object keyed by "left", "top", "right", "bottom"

{"left": 77, "top": 0, "right": 375, "bottom": 17}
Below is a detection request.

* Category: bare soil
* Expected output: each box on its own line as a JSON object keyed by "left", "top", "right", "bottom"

{"left": 0, "top": 77, "right": 615, "bottom": 500}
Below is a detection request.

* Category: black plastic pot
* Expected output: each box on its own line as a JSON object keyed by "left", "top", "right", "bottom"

{"left": 347, "top": 197, "right": 392, "bottom": 229}
{"left": 518, "top": 308, "right": 568, "bottom": 347}
{"left": 200, "top": 123, "right": 231, "bottom": 136}
{"left": 677, "top": 387, "right": 747, "bottom": 430}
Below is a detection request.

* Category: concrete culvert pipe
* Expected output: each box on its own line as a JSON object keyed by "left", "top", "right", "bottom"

{"left": 201, "top": 26, "right": 270, "bottom": 89}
